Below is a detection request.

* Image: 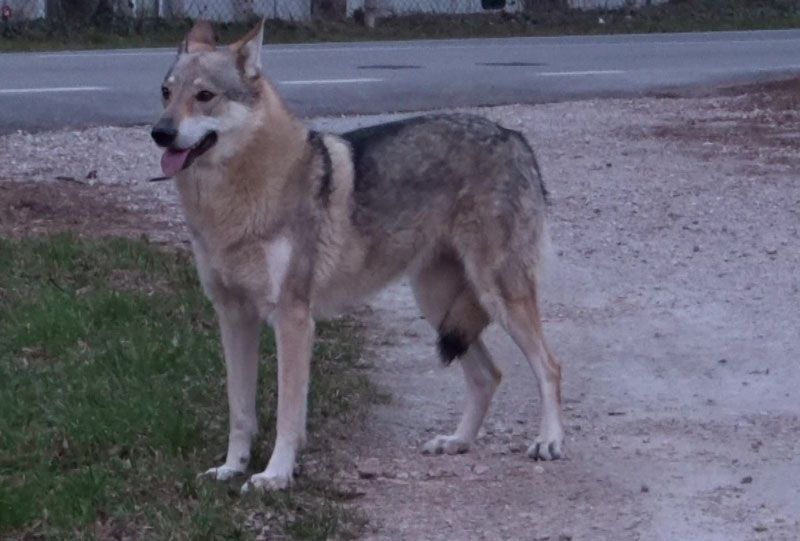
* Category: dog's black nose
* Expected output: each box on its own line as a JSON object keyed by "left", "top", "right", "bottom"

{"left": 151, "top": 119, "right": 178, "bottom": 147}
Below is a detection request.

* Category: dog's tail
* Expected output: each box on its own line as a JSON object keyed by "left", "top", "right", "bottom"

{"left": 511, "top": 129, "right": 553, "bottom": 288}
{"left": 514, "top": 129, "right": 549, "bottom": 204}
{"left": 436, "top": 287, "right": 490, "bottom": 365}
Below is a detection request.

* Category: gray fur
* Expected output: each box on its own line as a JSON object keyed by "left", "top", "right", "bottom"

{"left": 163, "top": 52, "right": 262, "bottom": 105}
{"left": 305, "top": 114, "right": 550, "bottom": 317}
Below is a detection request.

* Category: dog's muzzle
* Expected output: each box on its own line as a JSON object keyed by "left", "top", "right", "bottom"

{"left": 151, "top": 118, "right": 218, "bottom": 178}
{"left": 151, "top": 119, "right": 178, "bottom": 148}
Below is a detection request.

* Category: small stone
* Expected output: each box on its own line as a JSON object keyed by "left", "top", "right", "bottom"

{"left": 334, "top": 469, "right": 352, "bottom": 482}
{"left": 357, "top": 457, "right": 381, "bottom": 479}
{"left": 534, "top": 465, "right": 545, "bottom": 474}
{"left": 473, "top": 464, "right": 489, "bottom": 475}
{"left": 641, "top": 484, "right": 650, "bottom": 493}
{"left": 493, "top": 422, "right": 508, "bottom": 433}
{"left": 753, "top": 524, "right": 768, "bottom": 533}
{"left": 334, "top": 482, "right": 366, "bottom": 499}
{"left": 765, "top": 247, "right": 778, "bottom": 256}
{"left": 741, "top": 476, "right": 753, "bottom": 484}
{"left": 426, "top": 467, "right": 455, "bottom": 480}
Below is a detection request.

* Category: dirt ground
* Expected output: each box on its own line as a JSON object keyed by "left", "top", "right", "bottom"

{"left": 2, "top": 80, "right": 798, "bottom": 540}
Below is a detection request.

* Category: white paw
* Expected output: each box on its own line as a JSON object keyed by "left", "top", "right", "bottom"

{"left": 241, "top": 471, "right": 293, "bottom": 492}
{"left": 527, "top": 436, "right": 564, "bottom": 461}
{"left": 201, "top": 464, "right": 245, "bottom": 481}
{"left": 422, "top": 434, "right": 471, "bottom": 455}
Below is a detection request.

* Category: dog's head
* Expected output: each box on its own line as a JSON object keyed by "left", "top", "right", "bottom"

{"left": 151, "top": 20, "right": 266, "bottom": 177}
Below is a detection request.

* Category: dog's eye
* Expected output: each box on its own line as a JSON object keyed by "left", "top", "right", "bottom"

{"left": 161, "top": 86, "right": 171, "bottom": 101}
{"left": 196, "top": 90, "right": 215, "bottom": 103}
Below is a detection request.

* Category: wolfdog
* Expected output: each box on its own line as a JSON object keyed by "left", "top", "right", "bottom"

{"left": 151, "top": 20, "right": 564, "bottom": 491}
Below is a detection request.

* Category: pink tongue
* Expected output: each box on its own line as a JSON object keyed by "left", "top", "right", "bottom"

{"left": 161, "top": 149, "right": 191, "bottom": 177}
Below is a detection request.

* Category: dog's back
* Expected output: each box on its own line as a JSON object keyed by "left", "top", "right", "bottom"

{"left": 342, "top": 114, "right": 548, "bottom": 234}
{"left": 312, "top": 113, "right": 550, "bottom": 316}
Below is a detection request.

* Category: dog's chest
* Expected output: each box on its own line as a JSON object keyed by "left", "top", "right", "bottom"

{"left": 193, "top": 233, "right": 294, "bottom": 311}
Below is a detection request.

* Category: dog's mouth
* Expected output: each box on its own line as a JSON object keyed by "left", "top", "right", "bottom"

{"left": 160, "top": 131, "right": 218, "bottom": 177}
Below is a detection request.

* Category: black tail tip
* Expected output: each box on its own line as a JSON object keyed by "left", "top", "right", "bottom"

{"left": 437, "top": 330, "right": 469, "bottom": 365}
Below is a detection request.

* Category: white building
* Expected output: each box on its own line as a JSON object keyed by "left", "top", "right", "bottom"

{"left": 3, "top": 0, "right": 45, "bottom": 20}
{"left": 157, "top": 0, "right": 312, "bottom": 22}
{"left": 571, "top": 0, "right": 668, "bottom": 7}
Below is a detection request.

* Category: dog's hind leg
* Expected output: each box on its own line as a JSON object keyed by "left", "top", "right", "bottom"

{"left": 467, "top": 257, "right": 565, "bottom": 461}
{"left": 411, "top": 254, "right": 499, "bottom": 455}
{"left": 203, "top": 296, "right": 261, "bottom": 481}
{"left": 504, "top": 292, "right": 563, "bottom": 460}
{"left": 422, "top": 339, "right": 500, "bottom": 455}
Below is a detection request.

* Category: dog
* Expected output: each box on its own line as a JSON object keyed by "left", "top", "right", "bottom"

{"left": 151, "top": 20, "right": 565, "bottom": 491}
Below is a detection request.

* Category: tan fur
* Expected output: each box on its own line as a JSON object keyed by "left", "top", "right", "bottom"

{"left": 312, "top": 135, "right": 356, "bottom": 292}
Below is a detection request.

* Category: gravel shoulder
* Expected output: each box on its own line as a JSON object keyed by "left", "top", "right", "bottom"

{"left": 1, "top": 82, "right": 798, "bottom": 540}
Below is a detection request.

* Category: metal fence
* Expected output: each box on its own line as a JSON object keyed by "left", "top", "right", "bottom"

{"left": 1, "top": 0, "right": 667, "bottom": 23}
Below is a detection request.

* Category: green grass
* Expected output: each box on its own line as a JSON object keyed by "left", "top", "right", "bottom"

{"left": 0, "top": 233, "right": 374, "bottom": 540}
{"left": 1, "top": 1, "right": 800, "bottom": 52}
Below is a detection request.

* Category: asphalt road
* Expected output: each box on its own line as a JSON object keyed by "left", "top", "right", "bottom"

{"left": 1, "top": 29, "right": 800, "bottom": 133}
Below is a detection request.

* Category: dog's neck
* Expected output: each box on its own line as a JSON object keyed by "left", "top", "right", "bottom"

{"left": 175, "top": 79, "right": 309, "bottom": 251}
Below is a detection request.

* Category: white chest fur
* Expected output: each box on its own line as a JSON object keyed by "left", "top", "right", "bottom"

{"left": 190, "top": 232, "right": 294, "bottom": 318}
{"left": 263, "top": 236, "right": 293, "bottom": 306}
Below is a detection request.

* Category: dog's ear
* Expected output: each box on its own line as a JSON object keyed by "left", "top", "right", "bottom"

{"left": 179, "top": 20, "right": 217, "bottom": 54}
{"left": 230, "top": 18, "right": 265, "bottom": 79}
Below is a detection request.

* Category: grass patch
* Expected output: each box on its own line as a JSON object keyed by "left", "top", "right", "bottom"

{"left": 0, "top": 233, "right": 373, "bottom": 540}
{"left": 0, "top": 1, "right": 800, "bottom": 52}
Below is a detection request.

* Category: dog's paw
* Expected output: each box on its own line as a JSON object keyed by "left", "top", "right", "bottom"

{"left": 527, "top": 437, "right": 564, "bottom": 461}
{"left": 241, "top": 471, "right": 292, "bottom": 493}
{"left": 201, "top": 464, "right": 245, "bottom": 481}
{"left": 422, "top": 434, "right": 471, "bottom": 455}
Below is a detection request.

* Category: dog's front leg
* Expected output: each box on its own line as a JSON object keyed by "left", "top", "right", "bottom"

{"left": 243, "top": 303, "right": 313, "bottom": 491}
{"left": 203, "top": 297, "right": 261, "bottom": 481}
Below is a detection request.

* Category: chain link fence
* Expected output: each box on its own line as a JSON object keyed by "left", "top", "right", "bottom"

{"left": 1, "top": 0, "right": 667, "bottom": 23}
